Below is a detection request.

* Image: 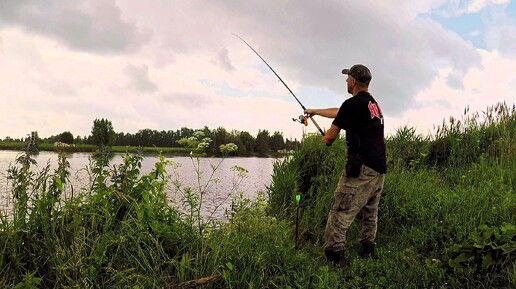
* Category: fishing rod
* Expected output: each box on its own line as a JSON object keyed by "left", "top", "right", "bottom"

{"left": 234, "top": 34, "right": 325, "bottom": 136}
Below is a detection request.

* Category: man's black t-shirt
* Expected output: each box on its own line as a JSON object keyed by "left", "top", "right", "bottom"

{"left": 332, "top": 91, "right": 387, "bottom": 174}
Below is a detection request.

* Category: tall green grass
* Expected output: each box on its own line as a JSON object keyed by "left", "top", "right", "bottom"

{"left": 1, "top": 150, "right": 196, "bottom": 288}
{"left": 267, "top": 134, "right": 345, "bottom": 244}
{"left": 1, "top": 102, "right": 515, "bottom": 288}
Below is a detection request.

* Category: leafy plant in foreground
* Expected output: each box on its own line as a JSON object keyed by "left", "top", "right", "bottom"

{"left": 169, "top": 130, "right": 242, "bottom": 235}
{"left": 448, "top": 223, "right": 516, "bottom": 273}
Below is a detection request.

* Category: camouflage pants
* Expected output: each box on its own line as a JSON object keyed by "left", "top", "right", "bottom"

{"left": 324, "top": 165, "right": 385, "bottom": 251}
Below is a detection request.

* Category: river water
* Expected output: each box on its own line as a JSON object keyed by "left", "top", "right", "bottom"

{"left": 0, "top": 150, "right": 281, "bottom": 220}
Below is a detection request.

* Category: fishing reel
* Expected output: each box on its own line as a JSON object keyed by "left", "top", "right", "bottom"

{"left": 292, "top": 114, "right": 308, "bottom": 126}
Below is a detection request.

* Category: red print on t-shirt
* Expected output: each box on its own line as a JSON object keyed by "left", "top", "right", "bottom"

{"left": 368, "top": 101, "right": 382, "bottom": 120}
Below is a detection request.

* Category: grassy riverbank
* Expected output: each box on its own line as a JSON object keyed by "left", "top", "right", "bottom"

{"left": 0, "top": 142, "right": 192, "bottom": 155}
{"left": 1, "top": 102, "right": 515, "bottom": 288}
{"left": 0, "top": 142, "right": 288, "bottom": 158}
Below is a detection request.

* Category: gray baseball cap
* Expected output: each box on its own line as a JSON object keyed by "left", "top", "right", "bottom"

{"left": 342, "top": 64, "right": 372, "bottom": 84}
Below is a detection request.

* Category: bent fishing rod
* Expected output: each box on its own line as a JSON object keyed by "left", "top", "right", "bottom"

{"left": 234, "top": 34, "right": 325, "bottom": 136}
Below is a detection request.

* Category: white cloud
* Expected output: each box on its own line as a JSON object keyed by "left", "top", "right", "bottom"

{"left": 484, "top": 4, "right": 516, "bottom": 56}
{"left": 432, "top": 0, "right": 511, "bottom": 16}
{"left": 124, "top": 64, "right": 157, "bottom": 93}
{"left": 463, "top": 0, "right": 510, "bottom": 14}
{"left": 0, "top": 0, "right": 151, "bottom": 54}
{"left": 388, "top": 48, "right": 516, "bottom": 137}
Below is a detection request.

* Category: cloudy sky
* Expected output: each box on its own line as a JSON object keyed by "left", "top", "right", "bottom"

{"left": 1, "top": 0, "right": 515, "bottom": 141}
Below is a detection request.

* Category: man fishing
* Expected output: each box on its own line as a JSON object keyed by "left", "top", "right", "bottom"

{"left": 304, "top": 64, "right": 387, "bottom": 268}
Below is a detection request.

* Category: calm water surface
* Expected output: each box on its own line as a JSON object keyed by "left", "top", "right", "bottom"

{"left": 0, "top": 150, "right": 280, "bottom": 220}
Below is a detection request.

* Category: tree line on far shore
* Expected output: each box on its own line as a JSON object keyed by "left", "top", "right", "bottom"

{"left": 1, "top": 118, "right": 301, "bottom": 157}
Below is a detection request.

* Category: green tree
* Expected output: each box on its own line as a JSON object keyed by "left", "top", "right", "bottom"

{"left": 135, "top": 129, "right": 156, "bottom": 147}
{"left": 285, "top": 138, "right": 300, "bottom": 150}
{"left": 228, "top": 130, "right": 246, "bottom": 156}
{"left": 59, "top": 131, "right": 74, "bottom": 144}
{"left": 91, "top": 118, "right": 116, "bottom": 149}
{"left": 255, "top": 129, "right": 270, "bottom": 157}
{"left": 25, "top": 131, "right": 40, "bottom": 152}
{"left": 210, "top": 127, "right": 228, "bottom": 156}
{"left": 270, "top": 131, "right": 285, "bottom": 151}
{"left": 239, "top": 131, "right": 255, "bottom": 156}
{"left": 74, "top": 135, "right": 84, "bottom": 144}
{"left": 179, "top": 127, "right": 194, "bottom": 138}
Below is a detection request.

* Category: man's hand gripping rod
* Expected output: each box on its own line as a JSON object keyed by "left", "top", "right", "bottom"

{"left": 234, "top": 34, "right": 325, "bottom": 136}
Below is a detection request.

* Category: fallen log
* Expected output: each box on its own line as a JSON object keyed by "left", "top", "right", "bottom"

{"left": 167, "top": 274, "right": 222, "bottom": 289}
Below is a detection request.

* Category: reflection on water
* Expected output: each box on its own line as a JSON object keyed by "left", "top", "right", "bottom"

{"left": 0, "top": 150, "right": 280, "bottom": 220}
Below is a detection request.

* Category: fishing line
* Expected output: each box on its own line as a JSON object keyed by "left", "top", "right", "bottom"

{"left": 234, "top": 34, "right": 325, "bottom": 136}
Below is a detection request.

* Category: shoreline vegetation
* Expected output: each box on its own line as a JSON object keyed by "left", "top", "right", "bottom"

{"left": 0, "top": 142, "right": 194, "bottom": 155}
{"left": 0, "top": 142, "right": 290, "bottom": 158}
{"left": 1, "top": 102, "right": 515, "bottom": 288}
{"left": 1, "top": 122, "right": 300, "bottom": 158}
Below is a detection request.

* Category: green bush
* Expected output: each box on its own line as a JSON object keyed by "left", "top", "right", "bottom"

{"left": 267, "top": 134, "right": 344, "bottom": 244}
{"left": 386, "top": 125, "right": 429, "bottom": 170}
{"left": 1, "top": 150, "right": 193, "bottom": 288}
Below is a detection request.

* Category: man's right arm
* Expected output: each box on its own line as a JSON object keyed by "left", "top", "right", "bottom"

{"left": 304, "top": 108, "right": 339, "bottom": 118}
